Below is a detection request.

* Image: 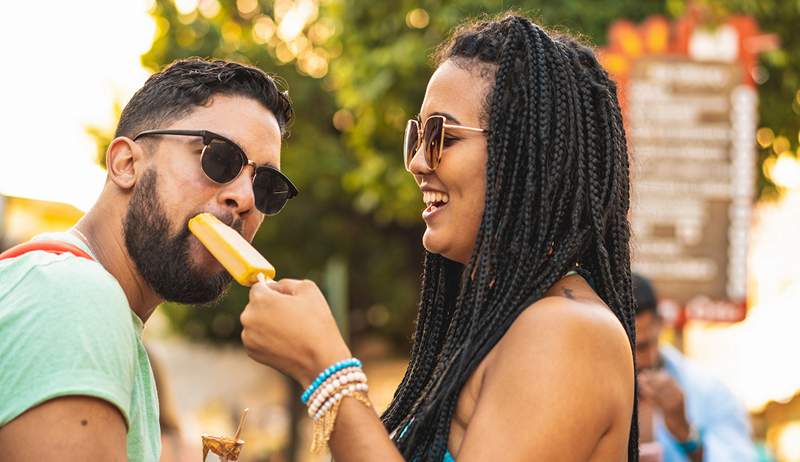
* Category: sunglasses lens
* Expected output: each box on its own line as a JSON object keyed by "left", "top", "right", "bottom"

{"left": 403, "top": 120, "right": 419, "bottom": 170}
{"left": 423, "top": 116, "right": 444, "bottom": 169}
{"left": 201, "top": 139, "right": 244, "bottom": 183}
{"left": 253, "top": 169, "right": 292, "bottom": 215}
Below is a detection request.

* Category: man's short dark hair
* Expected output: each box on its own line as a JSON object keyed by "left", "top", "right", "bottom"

{"left": 632, "top": 273, "right": 658, "bottom": 316}
{"left": 115, "top": 58, "right": 293, "bottom": 139}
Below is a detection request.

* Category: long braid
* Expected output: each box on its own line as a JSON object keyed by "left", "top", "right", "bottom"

{"left": 382, "top": 254, "right": 460, "bottom": 430}
{"left": 604, "top": 68, "right": 639, "bottom": 456}
{"left": 382, "top": 14, "right": 638, "bottom": 461}
{"left": 380, "top": 259, "right": 436, "bottom": 428}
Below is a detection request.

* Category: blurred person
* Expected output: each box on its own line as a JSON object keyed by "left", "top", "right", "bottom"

{"left": 0, "top": 58, "right": 296, "bottom": 460}
{"left": 238, "top": 13, "right": 638, "bottom": 461}
{"left": 633, "top": 273, "right": 758, "bottom": 462}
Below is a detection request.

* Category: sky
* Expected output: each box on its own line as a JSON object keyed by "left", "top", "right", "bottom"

{"left": 0, "top": 0, "right": 155, "bottom": 211}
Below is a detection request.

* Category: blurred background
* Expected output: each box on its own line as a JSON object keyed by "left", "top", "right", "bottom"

{"left": 1, "top": 0, "right": 799, "bottom": 460}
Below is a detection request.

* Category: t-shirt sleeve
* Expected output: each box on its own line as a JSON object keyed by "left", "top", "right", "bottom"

{"left": 0, "top": 252, "right": 137, "bottom": 428}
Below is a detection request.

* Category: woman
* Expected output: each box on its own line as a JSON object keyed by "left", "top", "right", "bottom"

{"left": 240, "top": 13, "right": 637, "bottom": 461}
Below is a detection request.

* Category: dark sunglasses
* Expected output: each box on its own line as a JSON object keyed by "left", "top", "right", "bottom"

{"left": 132, "top": 129, "right": 298, "bottom": 216}
{"left": 403, "top": 115, "right": 487, "bottom": 171}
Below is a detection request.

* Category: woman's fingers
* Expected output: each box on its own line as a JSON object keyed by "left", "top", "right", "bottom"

{"left": 254, "top": 277, "right": 316, "bottom": 296}
{"left": 249, "top": 279, "right": 297, "bottom": 304}
{"left": 242, "top": 279, "right": 319, "bottom": 334}
{"left": 240, "top": 276, "right": 345, "bottom": 383}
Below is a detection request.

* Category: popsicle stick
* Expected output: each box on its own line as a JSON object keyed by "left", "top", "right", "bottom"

{"left": 257, "top": 273, "right": 268, "bottom": 285}
{"left": 234, "top": 408, "right": 249, "bottom": 441}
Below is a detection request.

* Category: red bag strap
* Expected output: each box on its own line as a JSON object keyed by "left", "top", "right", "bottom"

{"left": 0, "top": 241, "right": 95, "bottom": 262}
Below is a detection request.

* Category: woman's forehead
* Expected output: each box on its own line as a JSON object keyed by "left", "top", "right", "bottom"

{"left": 420, "top": 60, "right": 490, "bottom": 125}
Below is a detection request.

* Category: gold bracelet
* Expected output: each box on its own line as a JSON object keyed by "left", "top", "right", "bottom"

{"left": 310, "top": 391, "right": 372, "bottom": 454}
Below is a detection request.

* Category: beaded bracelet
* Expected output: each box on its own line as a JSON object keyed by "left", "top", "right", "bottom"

{"left": 308, "top": 375, "right": 368, "bottom": 417}
{"left": 308, "top": 371, "right": 368, "bottom": 416}
{"left": 313, "top": 382, "right": 369, "bottom": 420}
{"left": 301, "top": 358, "right": 362, "bottom": 404}
{"left": 307, "top": 367, "right": 362, "bottom": 407}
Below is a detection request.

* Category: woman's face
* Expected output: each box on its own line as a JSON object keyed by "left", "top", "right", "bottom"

{"left": 409, "top": 60, "right": 491, "bottom": 264}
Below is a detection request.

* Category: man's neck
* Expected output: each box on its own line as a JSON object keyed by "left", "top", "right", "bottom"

{"left": 74, "top": 205, "right": 162, "bottom": 323}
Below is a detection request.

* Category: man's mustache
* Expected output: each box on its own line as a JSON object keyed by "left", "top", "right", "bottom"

{"left": 180, "top": 212, "right": 245, "bottom": 240}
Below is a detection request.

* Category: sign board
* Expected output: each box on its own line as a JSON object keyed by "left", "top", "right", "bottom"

{"left": 599, "top": 14, "right": 766, "bottom": 322}
{"left": 628, "top": 58, "right": 755, "bottom": 319}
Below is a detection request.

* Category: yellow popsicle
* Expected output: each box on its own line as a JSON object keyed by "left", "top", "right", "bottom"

{"left": 188, "top": 213, "right": 275, "bottom": 286}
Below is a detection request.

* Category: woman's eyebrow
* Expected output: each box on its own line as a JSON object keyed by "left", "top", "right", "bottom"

{"left": 429, "top": 111, "right": 462, "bottom": 125}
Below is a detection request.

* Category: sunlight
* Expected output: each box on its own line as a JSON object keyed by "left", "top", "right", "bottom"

{"left": 0, "top": 0, "right": 155, "bottom": 211}
{"left": 770, "top": 153, "right": 800, "bottom": 189}
{"left": 685, "top": 190, "right": 800, "bottom": 411}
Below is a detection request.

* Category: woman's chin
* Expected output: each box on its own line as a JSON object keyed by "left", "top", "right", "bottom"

{"left": 423, "top": 230, "right": 475, "bottom": 264}
{"left": 422, "top": 230, "right": 459, "bottom": 262}
{"left": 422, "top": 228, "right": 445, "bottom": 255}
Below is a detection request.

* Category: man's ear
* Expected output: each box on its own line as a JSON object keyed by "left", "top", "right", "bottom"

{"left": 106, "top": 137, "right": 146, "bottom": 191}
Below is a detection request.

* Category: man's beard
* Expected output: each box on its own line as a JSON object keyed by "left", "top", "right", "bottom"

{"left": 123, "top": 169, "right": 233, "bottom": 304}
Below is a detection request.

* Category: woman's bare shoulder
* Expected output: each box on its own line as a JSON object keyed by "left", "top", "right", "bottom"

{"left": 461, "top": 296, "right": 635, "bottom": 460}
{"left": 491, "top": 295, "right": 634, "bottom": 392}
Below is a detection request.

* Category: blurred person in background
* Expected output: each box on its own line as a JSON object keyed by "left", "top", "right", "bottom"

{"left": 0, "top": 58, "right": 295, "bottom": 460}
{"left": 238, "top": 12, "right": 639, "bottom": 461}
{"left": 633, "top": 273, "right": 758, "bottom": 462}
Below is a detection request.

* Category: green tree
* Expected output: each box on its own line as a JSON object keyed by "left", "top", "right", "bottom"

{"left": 727, "top": 0, "right": 800, "bottom": 197}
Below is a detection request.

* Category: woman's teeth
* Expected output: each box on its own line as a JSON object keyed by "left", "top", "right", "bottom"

{"left": 423, "top": 191, "right": 449, "bottom": 206}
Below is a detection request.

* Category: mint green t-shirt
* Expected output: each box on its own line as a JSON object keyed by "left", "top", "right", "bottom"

{"left": 0, "top": 232, "right": 160, "bottom": 461}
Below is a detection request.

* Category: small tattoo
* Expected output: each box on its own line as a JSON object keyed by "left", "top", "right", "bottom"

{"left": 81, "top": 419, "right": 88, "bottom": 426}
{"left": 563, "top": 288, "right": 575, "bottom": 300}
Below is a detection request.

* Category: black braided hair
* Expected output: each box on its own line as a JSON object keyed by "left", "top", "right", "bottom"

{"left": 381, "top": 13, "right": 638, "bottom": 461}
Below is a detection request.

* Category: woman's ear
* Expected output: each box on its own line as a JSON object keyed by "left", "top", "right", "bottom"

{"left": 106, "top": 137, "right": 145, "bottom": 191}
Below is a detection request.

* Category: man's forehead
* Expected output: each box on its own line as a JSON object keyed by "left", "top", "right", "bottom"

{"left": 165, "top": 96, "right": 282, "bottom": 167}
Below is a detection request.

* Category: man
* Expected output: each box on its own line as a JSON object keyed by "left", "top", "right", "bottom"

{"left": 634, "top": 273, "right": 757, "bottom": 462}
{"left": 0, "top": 58, "right": 296, "bottom": 460}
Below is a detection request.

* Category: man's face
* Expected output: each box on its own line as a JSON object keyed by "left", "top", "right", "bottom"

{"left": 124, "top": 94, "right": 283, "bottom": 304}
{"left": 635, "top": 311, "right": 662, "bottom": 371}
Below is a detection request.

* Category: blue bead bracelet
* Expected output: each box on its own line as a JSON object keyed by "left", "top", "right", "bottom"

{"left": 301, "top": 358, "right": 362, "bottom": 404}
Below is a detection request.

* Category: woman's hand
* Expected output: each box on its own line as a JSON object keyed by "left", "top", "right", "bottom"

{"left": 240, "top": 278, "right": 352, "bottom": 387}
{"left": 241, "top": 279, "right": 404, "bottom": 462}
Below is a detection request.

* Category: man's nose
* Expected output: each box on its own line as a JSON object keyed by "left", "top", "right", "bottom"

{"left": 218, "top": 166, "right": 256, "bottom": 218}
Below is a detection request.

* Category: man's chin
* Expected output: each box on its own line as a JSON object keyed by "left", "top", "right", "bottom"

{"left": 184, "top": 286, "right": 231, "bottom": 308}
{"left": 159, "top": 271, "right": 233, "bottom": 306}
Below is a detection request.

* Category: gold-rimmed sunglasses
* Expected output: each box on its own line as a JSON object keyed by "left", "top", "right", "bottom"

{"left": 403, "top": 115, "right": 487, "bottom": 171}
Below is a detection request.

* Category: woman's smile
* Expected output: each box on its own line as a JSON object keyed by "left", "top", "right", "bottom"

{"left": 422, "top": 189, "right": 450, "bottom": 220}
